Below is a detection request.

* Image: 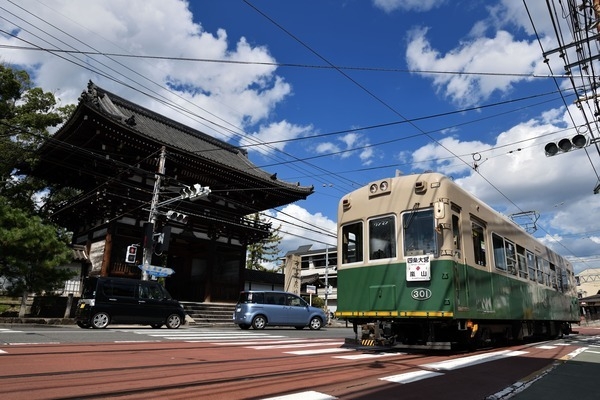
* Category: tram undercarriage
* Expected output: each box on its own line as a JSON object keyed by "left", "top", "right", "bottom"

{"left": 349, "top": 318, "right": 572, "bottom": 350}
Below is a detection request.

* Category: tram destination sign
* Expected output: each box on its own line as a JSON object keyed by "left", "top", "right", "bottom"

{"left": 406, "top": 255, "right": 432, "bottom": 282}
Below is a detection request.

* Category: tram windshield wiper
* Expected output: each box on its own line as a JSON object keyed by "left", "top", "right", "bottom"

{"left": 403, "top": 202, "right": 420, "bottom": 230}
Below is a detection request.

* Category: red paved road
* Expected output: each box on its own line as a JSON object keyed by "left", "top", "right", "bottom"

{"left": 0, "top": 333, "right": 591, "bottom": 399}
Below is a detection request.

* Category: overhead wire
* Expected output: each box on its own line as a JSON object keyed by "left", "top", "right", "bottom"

{"left": 245, "top": 0, "right": 599, "bottom": 269}
{"left": 4, "top": 0, "right": 598, "bottom": 255}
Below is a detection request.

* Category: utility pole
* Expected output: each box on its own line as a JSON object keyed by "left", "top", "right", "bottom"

{"left": 142, "top": 146, "right": 166, "bottom": 280}
{"left": 325, "top": 245, "right": 329, "bottom": 324}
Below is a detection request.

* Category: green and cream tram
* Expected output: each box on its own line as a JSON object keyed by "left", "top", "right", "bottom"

{"left": 335, "top": 172, "right": 579, "bottom": 349}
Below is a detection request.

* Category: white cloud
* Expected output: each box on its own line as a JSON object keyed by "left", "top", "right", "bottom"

{"left": 240, "top": 120, "right": 314, "bottom": 155}
{"left": 314, "top": 132, "right": 375, "bottom": 164}
{"left": 410, "top": 136, "right": 491, "bottom": 176}
{"left": 0, "top": 0, "right": 294, "bottom": 143}
{"left": 406, "top": 28, "right": 544, "bottom": 107}
{"left": 264, "top": 204, "right": 337, "bottom": 255}
{"left": 372, "top": 0, "right": 444, "bottom": 13}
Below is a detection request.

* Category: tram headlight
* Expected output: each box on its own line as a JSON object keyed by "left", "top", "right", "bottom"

{"left": 369, "top": 183, "right": 378, "bottom": 194}
{"left": 380, "top": 181, "right": 388, "bottom": 191}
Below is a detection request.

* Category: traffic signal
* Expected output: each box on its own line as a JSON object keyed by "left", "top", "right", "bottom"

{"left": 125, "top": 245, "right": 137, "bottom": 263}
{"left": 544, "top": 134, "right": 587, "bottom": 156}
{"left": 180, "top": 184, "right": 210, "bottom": 200}
{"left": 166, "top": 210, "right": 188, "bottom": 223}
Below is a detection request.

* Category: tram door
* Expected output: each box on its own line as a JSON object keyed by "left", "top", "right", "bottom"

{"left": 452, "top": 212, "right": 469, "bottom": 310}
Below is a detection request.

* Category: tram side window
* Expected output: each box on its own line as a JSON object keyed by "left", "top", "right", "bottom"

{"left": 550, "top": 264, "right": 558, "bottom": 290}
{"left": 452, "top": 214, "right": 461, "bottom": 253}
{"left": 536, "top": 257, "right": 544, "bottom": 284}
{"left": 403, "top": 208, "right": 436, "bottom": 257}
{"left": 560, "top": 268, "right": 569, "bottom": 292}
{"left": 471, "top": 221, "right": 486, "bottom": 266}
{"left": 492, "top": 233, "right": 507, "bottom": 271}
{"left": 556, "top": 266, "right": 564, "bottom": 292}
{"left": 541, "top": 259, "right": 551, "bottom": 287}
{"left": 516, "top": 245, "right": 528, "bottom": 279}
{"left": 526, "top": 251, "right": 536, "bottom": 281}
{"left": 341, "top": 222, "right": 363, "bottom": 264}
{"left": 369, "top": 215, "right": 396, "bottom": 260}
{"left": 505, "top": 240, "right": 517, "bottom": 275}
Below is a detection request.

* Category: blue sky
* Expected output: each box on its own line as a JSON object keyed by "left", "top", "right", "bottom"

{"left": 2, "top": 0, "right": 600, "bottom": 273}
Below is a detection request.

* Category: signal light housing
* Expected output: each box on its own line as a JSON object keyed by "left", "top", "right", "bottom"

{"left": 166, "top": 210, "right": 188, "bottom": 223}
{"left": 545, "top": 134, "right": 587, "bottom": 156}
{"left": 125, "top": 245, "right": 137, "bottom": 264}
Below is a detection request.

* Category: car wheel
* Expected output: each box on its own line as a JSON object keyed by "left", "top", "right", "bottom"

{"left": 252, "top": 315, "right": 267, "bottom": 330}
{"left": 166, "top": 314, "right": 182, "bottom": 329}
{"left": 239, "top": 324, "right": 251, "bottom": 330}
{"left": 91, "top": 312, "right": 110, "bottom": 329}
{"left": 309, "top": 316, "right": 322, "bottom": 330}
{"left": 151, "top": 323, "right": 162, "bottom": 329}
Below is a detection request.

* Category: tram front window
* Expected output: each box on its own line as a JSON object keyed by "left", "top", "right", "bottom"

{"left": 369, "top": 215, "right": 396, "bottom": 260}
{"left": 402, "top": 208, "right": 436, "bottom": 257}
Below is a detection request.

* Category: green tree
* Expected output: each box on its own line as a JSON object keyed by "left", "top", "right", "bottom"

{"left": 0, "top": 63, "right": 75, "bottom": 215}
{"left": 0, "top": 197, "right": 74, "bottom": 317}
{"left": 0, "top": 64, "right": 76, "bottom": 316}
{"left": 246, "top": 212, "right": 283, "bottom": 271}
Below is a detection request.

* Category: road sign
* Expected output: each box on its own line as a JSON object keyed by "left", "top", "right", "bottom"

{"left": 138, "top": 264, "right": 175, "bottom": 277}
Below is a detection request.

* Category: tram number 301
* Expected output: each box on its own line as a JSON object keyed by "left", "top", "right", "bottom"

{"left": 411, "top": 288, "right": 432, "bottom": 300}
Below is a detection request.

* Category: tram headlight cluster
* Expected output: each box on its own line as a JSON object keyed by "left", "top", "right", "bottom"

{"left": 369, "top": 180, "right": 389, "bottom": 195}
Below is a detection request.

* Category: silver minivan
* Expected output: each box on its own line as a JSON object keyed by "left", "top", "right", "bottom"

{"left": 233, "top": 290, "right": 327, "bottom": 330}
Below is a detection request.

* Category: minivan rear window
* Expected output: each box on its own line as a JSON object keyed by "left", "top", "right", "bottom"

{"left": 81, "top": 278, "right": 97, "bottom": 299}
{"left": 239, "top": 292, "right": 264, "bottom": 304}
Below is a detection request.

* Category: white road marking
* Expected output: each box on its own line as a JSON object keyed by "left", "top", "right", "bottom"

{"left": 262, "top": 390, "right": 337, "bottom": 400}
{"left": 284, "top": 347, "right": 354, "bottom": 355}
{"left": 380, "top": 370, "right": 444, "bottom": 384}
{"left": 247, "top": 341, "right": 344, "bottom": 349}
{"left": 334, "top": 352, "right": 404, "bottom": 360}
{"left": 421, "top": 350, "right": 528, "bottom": 371}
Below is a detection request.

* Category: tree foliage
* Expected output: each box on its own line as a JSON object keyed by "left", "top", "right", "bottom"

{"left": 246, "top": 212, "right": 283, "bottom": 271}
{"left": 0, "top": 64, "right": 76, "bottom": 303}
{"left": 0, "top": 63, "right": 76, "bottom": 215}
{"left": 0, "top": 196, "right": 74, "bottom": 296}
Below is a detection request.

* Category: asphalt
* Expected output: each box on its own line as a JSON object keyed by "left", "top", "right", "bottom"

{"left": 1, "top": 318, "right": 597, "bottom": 399}
{"left": 491, "top": 345, "right": 598, "bottom": 400}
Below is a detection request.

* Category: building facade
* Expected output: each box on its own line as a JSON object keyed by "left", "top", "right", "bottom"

{"left": 32, "top": 82, "right": 313, "bottom": 303}
{"left": 283, "top": 245, "right": 338, "bottom": 314}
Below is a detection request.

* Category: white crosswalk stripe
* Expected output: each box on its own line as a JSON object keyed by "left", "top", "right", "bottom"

{"left": 334, "top": 352, "right": 404, "bottom": 360}
{"left": 274, "top": 349, "right": 534, "bottom": 398}
{"left": 129, "top": 329, "right": 355, "bottom": 357}
{"left": 0, "top": 328, "right": 23, "bottom": 333}
{"left": 129, "top": 329, "right": 288, "bottom": 342}
{"left": 284, "top": 347, "right": 353, "bottom": 355}
{"left": 246, "top": 340, "right": 343, "bottom": 349}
